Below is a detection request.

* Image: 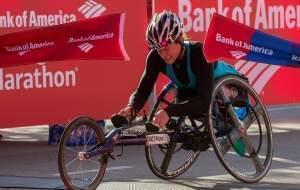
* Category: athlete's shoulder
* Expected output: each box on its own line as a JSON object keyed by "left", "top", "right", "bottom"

{"left": 146, "top": 49, "right": 161, "bottom": 61}
{"left": 187, "top": 41, "right": 211, "bottom": 66}
{"left": 186, "top": 41, "right": 206, "bottom": 59}
{"left": 146, "top": 49, "right": 165, "bottom": 70}
{"left": 188, "top": 41, "right": 203, "bottom": 50}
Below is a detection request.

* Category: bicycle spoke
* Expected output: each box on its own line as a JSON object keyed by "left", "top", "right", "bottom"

{"left": 66, "top": 147, "right": 78, "bottom": 154}
{"left": 160, "top": 142, "right": 176, "bottom": 174}
{"left": 88, "top": 158, "right": 100, "bottom": 165}
{"left": 219, "top": 87, "right": 245, "bottom": 128}
{"left": 66, "top": 157, "right": 79, "bottom": 168}
{"left": 74, "top": 139, "right": 81, "bottom": 153}
{"left": 83, "top": 129, "right": 86, "bottom": 150}
{"left": 79, "top": 161, "right": 84, "bottom": 187}
{"left": 84, "top": 132, "right": 94, "bottom": 152}
{"left": 242, "top": 133, "right": 265, "bottom": 172}
{"left": 243, "top": 104, "right": 263, "bottom": 130}
{"left": 251, "top": 155, "right": 265, "bottom": 173}
{"left": 82, "top": 128, "right": 88, "bottom": 152}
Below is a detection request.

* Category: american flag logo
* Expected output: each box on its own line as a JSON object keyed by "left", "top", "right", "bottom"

{"left": 230, "top": 50, "right": 247, "bottom": 59}
{"left": 234, "top": 60, "right": 280, "bottom": 94}
{"left": 78, "top": 0, "right": 106, "bottom": 19}
{"left": 78, "top": 43, "right": 94, "bottom": 53}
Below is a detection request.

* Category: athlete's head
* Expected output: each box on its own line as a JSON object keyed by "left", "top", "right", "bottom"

{"left": 146, "top": 10, "right": 184, "bottom": 50}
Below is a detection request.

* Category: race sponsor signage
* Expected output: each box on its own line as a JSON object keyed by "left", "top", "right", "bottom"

{"left": 0, "top": 12, "right": 129, "bottom": 67}
{"left": 158, "top": 0, "right": 300, "bottom": 41}
{"left": 0, "top": 0, "right": 299, "bottom": 128}
{"left": 0, "top": 0, "right": 108, "bottom": 30}
{"left": 78, "top": 0, "right": 107, "bottom": 19}
{"left": 203, "top": 13, "right": 300, "bottom": 67}
{"left": 154, "top": 0, "right": 300, "bottom": 105}
{"left": 0, "top": 10, "right": 76, "bottom": 28}
{"left": 0, "top": 62, "right": 78, "bottom": 91}
{"left": 0, "top": 0, "right": 149, "bottom": 128}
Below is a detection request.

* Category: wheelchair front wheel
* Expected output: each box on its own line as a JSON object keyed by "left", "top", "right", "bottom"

{"left": 58, "top": 116, "right": 108, "bottom": 190}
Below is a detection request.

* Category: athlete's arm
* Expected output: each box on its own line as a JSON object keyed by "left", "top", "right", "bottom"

{"left": 128, "top": 51, "right": 161, "bottom": 112}
{"left": 164, "top": 44, "right": 214, "bottom": 116}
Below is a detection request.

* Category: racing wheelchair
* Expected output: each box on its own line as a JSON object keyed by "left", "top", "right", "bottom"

{"left": 57, "top": 75, "right": 273, "bottom": 189}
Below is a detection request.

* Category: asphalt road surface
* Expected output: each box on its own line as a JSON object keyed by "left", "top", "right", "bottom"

{"left": 0, "top": 105, "right": 300, "bottom": 190}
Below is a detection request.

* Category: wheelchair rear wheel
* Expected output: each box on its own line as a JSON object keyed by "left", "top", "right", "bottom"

{"left": 208, "top": 76, "right": 273, "bottom": 183}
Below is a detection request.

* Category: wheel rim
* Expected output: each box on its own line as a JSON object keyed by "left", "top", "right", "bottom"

{"left": 145, "top": 83, "right": 200, "bottom": 178}
{"left": 208, "top": 76, "right": 273, "bottom": 183}
{"left": 58, "top": 118, "right": 106, "bottom": 189}
{"left": 146, "top": 141, "right": 200, "bottom": 178}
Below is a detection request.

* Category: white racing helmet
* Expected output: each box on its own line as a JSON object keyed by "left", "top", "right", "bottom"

{"left": 146, "top": 10, "right": 183, "bottom": 49}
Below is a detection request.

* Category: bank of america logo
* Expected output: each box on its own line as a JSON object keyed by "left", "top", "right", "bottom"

{"left": 78, "top": 0, "right": 106, "bottom": 19}
{"left": 18, "top": 50, "right": 30, "bottom": 56}
{"left": 78, "top": 43, "right": 94, "bottom": 53}
{"left": 230, "top": 50, "right": 247, "bottom": 59}
{"left": 234, "top": 60, "right": 280, "bottom": 94}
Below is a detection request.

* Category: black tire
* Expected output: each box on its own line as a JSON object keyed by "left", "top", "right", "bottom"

{"left": 58, "top": 116, "right": 108, "bottom": 190}
{"left": 208, "top": 76, "right": 273, "bottom": 183}
{"left": 145, "top": 82, "right": 200, "bottom": 179}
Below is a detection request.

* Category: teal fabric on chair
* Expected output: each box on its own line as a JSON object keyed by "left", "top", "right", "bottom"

{"left": 214, "top": 60, "right": 239, "bottom": 79}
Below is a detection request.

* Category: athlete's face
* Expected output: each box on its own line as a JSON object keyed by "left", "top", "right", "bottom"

{"left": 157, "top": 42, "right": 182, "bottom": 64}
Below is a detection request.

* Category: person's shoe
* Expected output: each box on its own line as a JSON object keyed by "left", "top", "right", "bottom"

{"left": 110, "top": 114, "right": 129, "bottom": 128}
{"left": 146, "top": 122, "right": 159, "bottom": 132}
